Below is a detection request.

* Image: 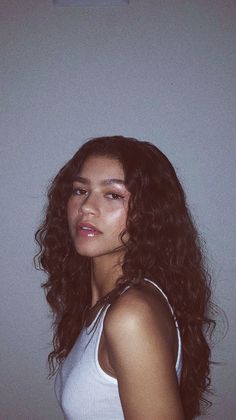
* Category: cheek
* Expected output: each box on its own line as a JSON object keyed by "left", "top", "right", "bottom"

{"left": 107, "top": 207, "right": 127, "bottom": 232}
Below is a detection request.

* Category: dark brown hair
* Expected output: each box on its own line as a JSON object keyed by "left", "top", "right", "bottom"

{"left": 35, "top": 136, "right": 216, "bottom": 419}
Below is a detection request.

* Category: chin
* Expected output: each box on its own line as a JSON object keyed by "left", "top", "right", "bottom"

{"left": 74, "top": 244, "right": 104, "bottom": 258}
{"left": 75, "top": 245, "right": 125, "bottom": 259}
{"left": 75, "top": 246, "right": 97, "bottom": 258}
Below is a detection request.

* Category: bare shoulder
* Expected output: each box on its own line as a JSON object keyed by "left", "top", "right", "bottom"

{"left": 104, "top": 281, "right": 177, "bottom": 352}
{"left": 103, "top": 282, "right": 183, "bottom": 419}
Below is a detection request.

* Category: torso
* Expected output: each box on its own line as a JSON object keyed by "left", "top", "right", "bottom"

{"left": 55, "top": 279, "right": 182, "bottom": 419}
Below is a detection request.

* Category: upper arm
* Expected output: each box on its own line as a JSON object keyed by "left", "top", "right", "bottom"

{"left": 104, "top": 290, "right": 184, "bottom": 420}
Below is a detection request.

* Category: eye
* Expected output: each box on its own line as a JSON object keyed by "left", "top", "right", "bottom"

{"left": 72, "top": 187, "right": 87, "bottom": 196}
{"left": 106, "top": 192, "right": 124, "bottom": 200}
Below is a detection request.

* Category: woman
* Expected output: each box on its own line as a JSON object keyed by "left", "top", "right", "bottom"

{"left": 35, "top": 136, "right": 216, "bottom": 419}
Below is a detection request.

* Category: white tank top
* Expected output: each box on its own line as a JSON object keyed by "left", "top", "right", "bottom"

{"left": 54, "top": 278, "right": 182, "bottom": 419}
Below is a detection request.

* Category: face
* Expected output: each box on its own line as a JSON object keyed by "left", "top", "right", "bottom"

{"left": 67, "top": 155, "right": 130, "bottom": 261}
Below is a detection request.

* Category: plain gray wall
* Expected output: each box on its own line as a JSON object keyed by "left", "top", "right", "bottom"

{"left": 1, "top": 0, "right": 235, "bottom": 418}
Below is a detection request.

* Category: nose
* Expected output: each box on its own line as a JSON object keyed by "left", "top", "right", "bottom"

{"left": 79, "top": 192, "right": 99, "bottom": 216}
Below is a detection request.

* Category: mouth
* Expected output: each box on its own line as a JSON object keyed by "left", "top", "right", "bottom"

{"left": 77, "top": 222, "right": 102, "bottom": 237}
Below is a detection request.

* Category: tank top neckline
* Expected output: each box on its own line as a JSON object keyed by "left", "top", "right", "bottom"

{"left": 85, "top": 305, "right": 105, "bottom": 330}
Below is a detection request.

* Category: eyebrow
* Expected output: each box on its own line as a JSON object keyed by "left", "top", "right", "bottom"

{"left": 74, "top": 176, "right": 125, "bottom": 186}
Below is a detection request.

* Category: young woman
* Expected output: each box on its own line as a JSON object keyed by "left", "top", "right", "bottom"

{"left": 35, "top": 136, "right": 216, "bottom": 420}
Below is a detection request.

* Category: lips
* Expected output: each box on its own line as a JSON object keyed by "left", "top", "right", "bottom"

{"left": 77, "top": 222, "right": 102, "bottom": 237}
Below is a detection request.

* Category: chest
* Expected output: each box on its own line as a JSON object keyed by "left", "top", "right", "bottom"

{"left": 55, "top": 323, "right": 123, "bottom": 420}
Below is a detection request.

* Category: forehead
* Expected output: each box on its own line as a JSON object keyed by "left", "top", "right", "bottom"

{"left": 78, "top": 155, "right": 124, "bottom": 179}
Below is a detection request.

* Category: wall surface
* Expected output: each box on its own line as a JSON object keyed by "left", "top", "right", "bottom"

{"left": 1, "top": 0, "right": 235, "bottom": 418}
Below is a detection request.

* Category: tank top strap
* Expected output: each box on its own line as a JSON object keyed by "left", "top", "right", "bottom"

{"left": 142, "top": 278, "right": 182, "bottom": 376}
{"left": 143, "top": 278, "right": 175, "bottom": 315}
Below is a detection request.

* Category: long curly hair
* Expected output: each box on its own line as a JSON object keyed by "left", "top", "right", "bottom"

{"left": 35, "top": 136, "right": 216, "bottom": 419}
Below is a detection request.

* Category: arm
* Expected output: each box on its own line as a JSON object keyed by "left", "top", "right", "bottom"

{"left": 104, "top": 289, "right": 184, "bottom": 420}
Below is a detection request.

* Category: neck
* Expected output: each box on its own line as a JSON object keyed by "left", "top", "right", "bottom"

{"left": 90, "top": 252, "right": 124, "bottom": 307}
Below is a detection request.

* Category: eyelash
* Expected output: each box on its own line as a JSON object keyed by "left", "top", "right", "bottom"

{"left": 72, "top": 188, "right": 124, "bottom": 200}
{"left": 72, "top": 188, "right": 87, "bottom": 196}
{"left": 106, "top": 192, "right": 124, "bottom": 200}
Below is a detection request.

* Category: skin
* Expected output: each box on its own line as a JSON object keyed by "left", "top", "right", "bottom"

{"left": 67, "top": 155, "right": 184, "bottom": 420}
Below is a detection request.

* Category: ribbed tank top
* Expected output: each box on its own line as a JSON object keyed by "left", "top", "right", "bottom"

{"left": 54, "top": 278, "right": 182, "bottom": 420}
